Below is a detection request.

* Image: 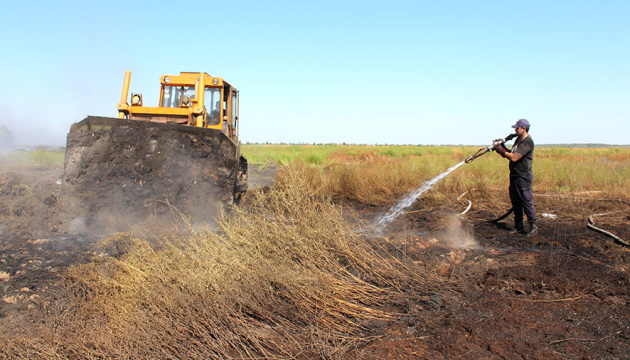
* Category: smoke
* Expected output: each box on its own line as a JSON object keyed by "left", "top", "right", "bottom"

{"left": 0, "top": 125, "right": 15, "bottom": 151}
{"left": 0, "top": 125, "right": 16, "bottom": 166}
{"left": 436, "top": 214, "right": 478, "bottom": 249}
{"left": 0, "top": 102, "right": 71, "bottom": 147}
{"left": 67, "top": 195, "right": 221, "bottom": 240}
{"left": 69, "top": 217, "right": 88, "bottom": 234}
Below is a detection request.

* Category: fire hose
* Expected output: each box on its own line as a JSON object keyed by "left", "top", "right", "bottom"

{"left": 465, "top": 134, "right": 517, "bottom": 223}
{"left": 587, "top": 210, "right": 630, "bottom": 247}
{"left": 465, "top": 133, "right": 517, "bottom": 163}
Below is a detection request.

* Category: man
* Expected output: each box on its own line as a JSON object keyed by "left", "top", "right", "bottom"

{"left": 496, "top": 119, "right": 538, "bottom": 236}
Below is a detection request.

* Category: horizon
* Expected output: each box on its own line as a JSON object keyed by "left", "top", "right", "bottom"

{"left": 2, "top": 142, "right": 629, "bottom": 151}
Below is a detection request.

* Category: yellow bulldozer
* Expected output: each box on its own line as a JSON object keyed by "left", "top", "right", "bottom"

{"left": 116, "top": 71, "right": 241, "bottom": 132}
{"left": 63, "top": 71, "right": 248, "bottom": 232}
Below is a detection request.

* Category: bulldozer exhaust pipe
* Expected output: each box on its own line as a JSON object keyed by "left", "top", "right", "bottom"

{"left": 117, "top": 71, "right": 132, "bottom": 119}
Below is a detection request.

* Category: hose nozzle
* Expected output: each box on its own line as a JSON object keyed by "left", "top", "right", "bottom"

{"left": 465, "top": 134, "right": 513, "bottom": 164}
{"left": 465, "top": 146, "right": 491, "bottom": 163}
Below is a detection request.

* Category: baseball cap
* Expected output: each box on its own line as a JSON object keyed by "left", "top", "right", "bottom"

{"left": 511, "top": 119, "right": 530, "bottom": 129}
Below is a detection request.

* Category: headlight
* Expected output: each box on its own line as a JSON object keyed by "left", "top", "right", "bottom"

{"left": 131, "top": 93, "right": 142, "bottom": 105}
{"left": 164, "top": 76, "right": 171, "bottom": 83}
{"left": 212, "top": 78, "right": 219, "bottom": 85}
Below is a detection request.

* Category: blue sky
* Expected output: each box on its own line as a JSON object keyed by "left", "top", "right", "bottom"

{"left": 1, "top": 0, "right": 628, "bottom": 146}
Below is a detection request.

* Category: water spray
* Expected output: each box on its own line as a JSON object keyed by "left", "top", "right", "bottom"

{"left": 375, "top": 161, "right": 466, "bottom": 230}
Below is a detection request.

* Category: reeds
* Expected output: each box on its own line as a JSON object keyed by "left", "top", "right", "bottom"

{"left": 243, "top": 145, "right": 630, "bottom": 205}
{"left": 0, "top": 165, "right": 434, "bottom": 359}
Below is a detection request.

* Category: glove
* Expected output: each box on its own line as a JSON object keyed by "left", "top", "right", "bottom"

{"left": 496, "top": 144, "right": 508, "bottom": 157}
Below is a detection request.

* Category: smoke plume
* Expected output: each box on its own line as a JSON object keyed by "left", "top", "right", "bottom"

{"left": 437, "top": 214, "right": 478, "bottom": 248}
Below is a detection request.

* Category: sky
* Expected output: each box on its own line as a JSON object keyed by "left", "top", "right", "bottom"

{"left": 0, "top": 0, "right": 628, "bottom": 146}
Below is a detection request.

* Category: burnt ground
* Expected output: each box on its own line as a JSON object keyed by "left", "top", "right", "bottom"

{"left": 1, "top": 163, "right": 629, "bottom": 359}
{"left": 350, "top": 199, "right": 630, "bottom": 359}
{"left": 0, "top": 164, "right": 93, "bottom": 329}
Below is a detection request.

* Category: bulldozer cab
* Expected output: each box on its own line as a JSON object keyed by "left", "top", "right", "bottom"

{"left": 117, "top": 71, "right": 240, "bottom": 141}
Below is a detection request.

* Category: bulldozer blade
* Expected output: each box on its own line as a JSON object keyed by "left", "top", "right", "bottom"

{"left": 63, "top": 116, "right": 242, "bottom": 233}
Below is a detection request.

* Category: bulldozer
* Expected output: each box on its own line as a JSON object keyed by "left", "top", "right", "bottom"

{"left": 63, "top": 71, "right": 248, "bottom": 231}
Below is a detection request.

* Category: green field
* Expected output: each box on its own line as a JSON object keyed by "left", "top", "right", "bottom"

{"left": 0, "top": 149, "right": 65, "bottom": 166}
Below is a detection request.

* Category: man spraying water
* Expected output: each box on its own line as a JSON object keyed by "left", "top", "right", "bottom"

{"left": 375, "top": 119, "right": 537, "bottom": 234}
{"left": 464, "top": 119, "right": 538, "bottom": 236}
{"left": 495, "top": 119, "right": 538, "bottom": 236}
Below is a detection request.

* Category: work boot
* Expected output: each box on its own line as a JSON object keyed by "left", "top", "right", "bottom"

{"left": 525, "top": 224, "right": 538, "bottom": 237}
{"left": 508, "top": 224, "right": 526, "bottom": 234}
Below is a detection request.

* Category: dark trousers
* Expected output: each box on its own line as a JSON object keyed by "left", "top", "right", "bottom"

{"left": 509, "top": 175, "right": 537, "bottom": 230}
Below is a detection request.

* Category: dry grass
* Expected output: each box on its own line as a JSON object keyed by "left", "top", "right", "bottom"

{"left": 3, "top": 146, "right": 628, "bottom": 359}
{"left": 276, "top": 147, "right": 630, "bottom": 206}
{"left": 0, "top": 166, "right": 436, "bottom": 359}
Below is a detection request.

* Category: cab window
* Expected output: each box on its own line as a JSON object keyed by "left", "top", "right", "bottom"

{"left": 205, "top": 87, "right": 222, "bottom": 125}
{"left": 161, "top": 86, "right": 195, "bottom": 108}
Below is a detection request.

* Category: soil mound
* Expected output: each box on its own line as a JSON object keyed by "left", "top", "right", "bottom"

{"left": 63, "top": 116, "right": 240, "bottom": 233}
